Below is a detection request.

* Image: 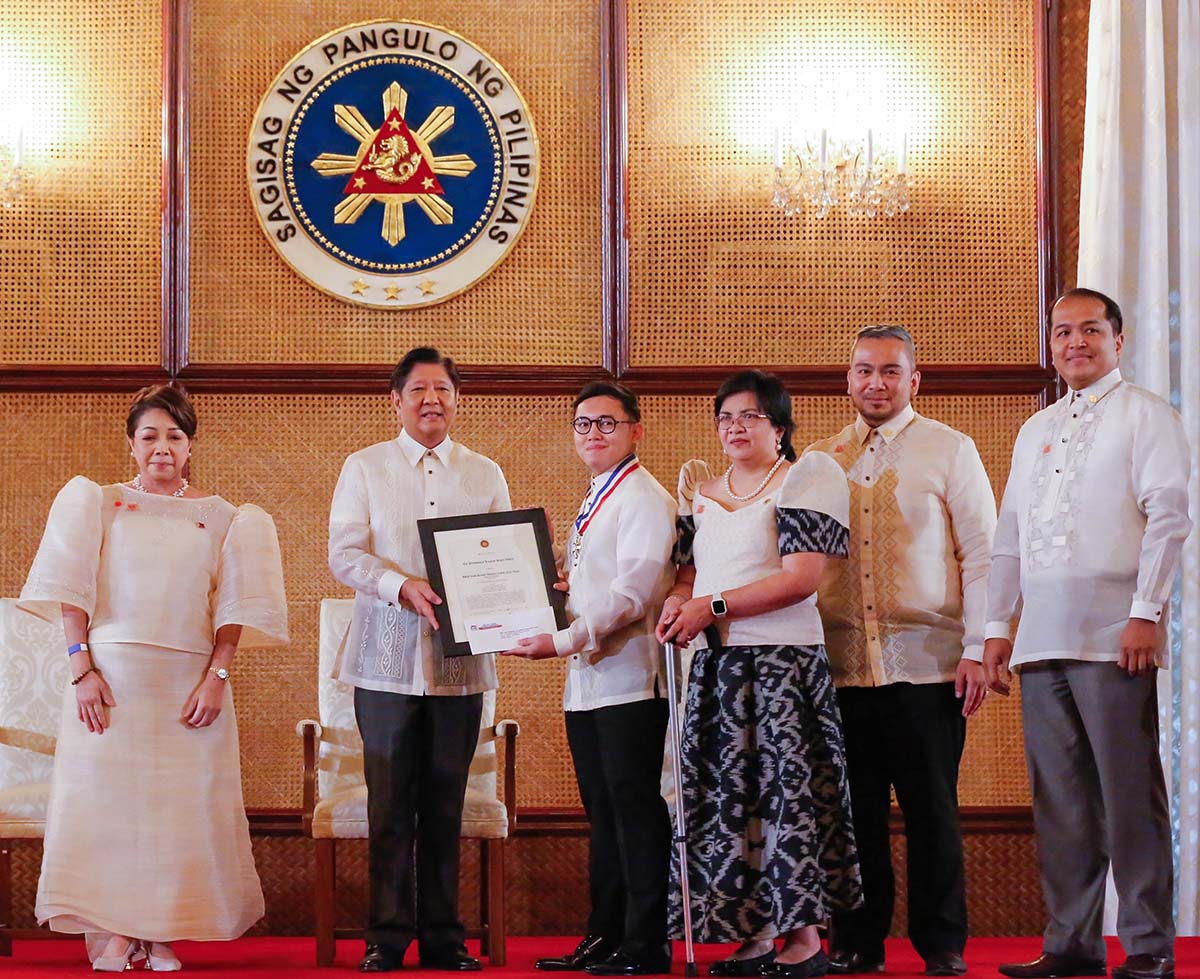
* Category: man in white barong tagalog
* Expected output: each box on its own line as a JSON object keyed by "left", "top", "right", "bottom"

{"left": 983, "top": 289, "right": 1191, "bottom": 979}
{"left": 504, "top": 380, "right": 677, "bottom": 977}
{"left": 328, "top": 347, "right": 511, "bottom": 974}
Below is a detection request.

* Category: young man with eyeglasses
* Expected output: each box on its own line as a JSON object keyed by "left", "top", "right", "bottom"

{"left": 504, "top": 380, "right": 677, "bottom": 976}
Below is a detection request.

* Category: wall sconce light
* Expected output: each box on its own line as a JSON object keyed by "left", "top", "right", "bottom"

{"left": 772, "top": 127, "right": 909, "bottom": 218}
{"left": 1, "top": 128, "right": 28, "bottom": 208}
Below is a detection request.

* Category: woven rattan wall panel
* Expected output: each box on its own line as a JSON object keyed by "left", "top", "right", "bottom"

{"left": 890, "top": 832, "right": 1046, "bottom": 937}
{"left": 187, "top": 0, "right": 602, "bottom": 365}
{"left": 0, "top": 2, "right": 161, "bottom": 364}
{"left": 625, "top": 0, "right": 1039, "bottom": 368}
{"left": 6, "top": 830, "right": 1045, "bottom": 936}
{"left": 1, "top": 391, "right": 1033, "bottom": 809}
{"left": 0, "top": 394, "right": 134, "bottom": 594}
{"left": 1057, "top": 0, "right": 1090, "bottom": 291}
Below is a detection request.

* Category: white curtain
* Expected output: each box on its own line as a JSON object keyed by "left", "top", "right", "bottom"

{"left": 1077, "top": 0, "right": 1200, "bottom": 936}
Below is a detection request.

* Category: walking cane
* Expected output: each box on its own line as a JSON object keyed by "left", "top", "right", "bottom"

{"left": 664, "top": 641, "right": 698, "bottom": 977}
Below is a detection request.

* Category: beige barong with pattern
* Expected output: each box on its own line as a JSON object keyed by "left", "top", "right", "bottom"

{"left": 19, "top": 476, "right": 288, "bottom": 947}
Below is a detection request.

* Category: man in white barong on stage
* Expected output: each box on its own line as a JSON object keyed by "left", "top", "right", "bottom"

{"left": 983, "top": 289, "right": 1191, "bottom": 979}
{"left": 329, "top": 347, "right": 511, "bottom": 974}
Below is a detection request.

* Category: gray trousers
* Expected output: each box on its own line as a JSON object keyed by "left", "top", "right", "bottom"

{"left": 1020, "top": 660, "right": 1174, "bottom": 960}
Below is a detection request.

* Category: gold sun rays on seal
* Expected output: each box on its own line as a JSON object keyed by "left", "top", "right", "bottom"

{"left": 310, "top": 82, "right": 476, "bottom": 246}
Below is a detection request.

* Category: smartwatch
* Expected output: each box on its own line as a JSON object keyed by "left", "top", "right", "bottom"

{"left": 710, "top": 592, "right": 728, "bottom": 618}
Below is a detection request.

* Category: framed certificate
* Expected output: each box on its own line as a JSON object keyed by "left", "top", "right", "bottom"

{"left": 418, "top": 508, "right": 568, "bottom": 657}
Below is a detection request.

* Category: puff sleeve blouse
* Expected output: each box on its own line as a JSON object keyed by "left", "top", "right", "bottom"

{"left": 20, "top": 477, "right": 288, "bottom": 654}
{"left": 682, "top": 455, "right": 849, "bottom": 649}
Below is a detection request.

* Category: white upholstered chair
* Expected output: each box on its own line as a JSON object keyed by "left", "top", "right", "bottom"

{"left": 0, "top": 598, "right": 69, "bottom": 956}
{"left": 297, "top": 598, "right": 518, "bottom": 967}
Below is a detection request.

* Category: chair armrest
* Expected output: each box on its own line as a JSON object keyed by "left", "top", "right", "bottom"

{"left": 496, "top": 718, "right": 519, "bottom": 833}
{"left": 296, "top": 719, "right": 322, "bottom": 832}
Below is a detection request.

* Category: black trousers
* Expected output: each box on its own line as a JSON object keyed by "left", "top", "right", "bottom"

{"left": 565, "top": 697, "right": 671, "bottom": 947}
{"left": 832, "top": 681, "right": 967, "bottom": 959}
{"left": 354, "top": 687, "right": 484, "bottom": 952}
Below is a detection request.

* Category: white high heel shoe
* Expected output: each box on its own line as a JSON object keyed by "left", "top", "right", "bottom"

{"left": 92, "top": 937, "right": 143, "bottom": 972}
{"left": 145, "top": 942, "right": 182, "bottom": 972}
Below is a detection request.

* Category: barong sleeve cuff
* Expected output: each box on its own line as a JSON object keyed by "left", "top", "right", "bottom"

{"left": 984, "top": 621, "right": 1011, "bottom": 642}
{"left": 378, "top": 570, "right": 407, "bottom": 606}
{"left": 553, "top": 618, "right": 590, "bottom": 657}
{"left": 1129, "top": 600, "right": 1164, "bottom": 623}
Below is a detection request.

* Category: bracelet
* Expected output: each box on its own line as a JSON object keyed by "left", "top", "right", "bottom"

{"left": 70, "top": 666, "right": 97, "bottom": 686}
{"left": 67, "top": 642, "right": 89, "bottom": 656}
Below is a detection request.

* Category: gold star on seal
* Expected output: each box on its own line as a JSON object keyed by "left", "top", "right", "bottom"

{"left": 351, "top": 278, "right": 368, "bottom": 295}
{"left": 422, "top": 177, "right": 434, "bottom": 190}
{"left": 385, "top": 285, "right": 402, "bottom": 300}
{"left": 418, "top": 279, "right": 436, "bottom": 296}
{"left": 353, "top": 177, "right": 366, "bottom": 189}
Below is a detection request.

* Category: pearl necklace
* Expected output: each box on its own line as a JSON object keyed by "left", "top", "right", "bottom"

{"left": 131, "top": 474, "right": 189, "bottom": 498}
{"left": 723, "top": 454, "right": 786, "bottom": 502}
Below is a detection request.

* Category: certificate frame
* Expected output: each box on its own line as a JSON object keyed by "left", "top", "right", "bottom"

{"left": 418, "top": 508, "right": 567, "bottom": 657}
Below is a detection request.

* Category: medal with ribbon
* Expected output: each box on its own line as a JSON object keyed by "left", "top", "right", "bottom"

{"left": 569, "top": 454, "right": 640, "bottom": 566}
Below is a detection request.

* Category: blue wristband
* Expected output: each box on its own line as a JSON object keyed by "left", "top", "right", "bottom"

{"left": 67, "top": 642, "right": 89, "bottom": 656}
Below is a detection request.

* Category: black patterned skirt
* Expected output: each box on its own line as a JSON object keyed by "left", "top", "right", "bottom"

{"left": 669, "top": 643, "right": 862, "bottom": 942}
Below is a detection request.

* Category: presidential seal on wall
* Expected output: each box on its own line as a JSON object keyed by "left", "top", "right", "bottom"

{"left": 248, "top": 21, "right": 539, "bottom": 309}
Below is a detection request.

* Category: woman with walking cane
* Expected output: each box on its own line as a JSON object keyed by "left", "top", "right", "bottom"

{"left": 656, "top": 370, "right": 862, "bottom": 979}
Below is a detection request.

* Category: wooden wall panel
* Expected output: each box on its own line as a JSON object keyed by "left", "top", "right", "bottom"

{"left": 186, "top": 0, "right": 603, "bottom": 366}
{"left": 0, "top": 1, "right": 161, "bottom": 365}
{"left": 624, "top": 0, "right": 1040, "bottom": 369}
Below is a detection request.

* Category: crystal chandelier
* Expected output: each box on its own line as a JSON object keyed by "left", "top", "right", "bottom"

{"left": 0, "top": 131, "right": 28, "bottom": 209}
{"left": 771, "top": 128, "right": 910, "bottom": 218}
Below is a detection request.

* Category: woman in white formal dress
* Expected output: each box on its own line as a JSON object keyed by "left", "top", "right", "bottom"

{"left": 19, "top": 385, "right": 288, "bottom": 972}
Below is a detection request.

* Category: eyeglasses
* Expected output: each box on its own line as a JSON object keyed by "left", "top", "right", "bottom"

{"left": 572, "top": 415, "right": 637, "bottom": 435}
{"left": 715, "top": 411, "right": 771, "bottom": 430}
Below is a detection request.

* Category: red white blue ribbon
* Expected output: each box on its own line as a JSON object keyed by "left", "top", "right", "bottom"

{"left": 574, "top": 453, "right": 640, "bottom": 539}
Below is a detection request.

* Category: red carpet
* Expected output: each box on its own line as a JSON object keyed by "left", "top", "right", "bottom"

{"left": 4, "top": 937, "right": 1198, "bottom": 977}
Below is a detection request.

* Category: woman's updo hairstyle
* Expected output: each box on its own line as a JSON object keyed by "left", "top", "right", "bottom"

{"left": 713, "top": 370, "right": 797, "bottom": 461}
{"left": 125, "top": 384, "right": 198, "bottom": 440}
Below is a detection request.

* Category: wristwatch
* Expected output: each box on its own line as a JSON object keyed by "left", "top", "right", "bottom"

{"left": 710, "top": 592, "right": 728, "bottom": 618}
{"left": 209, "top": 667, "right": 231, "bottom": 681}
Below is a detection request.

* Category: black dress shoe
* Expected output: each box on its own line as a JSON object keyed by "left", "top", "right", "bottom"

{"left": 1111, "top": 955, "right": 1174, "bottom": 979}
{"left": 997, "top": 953, "right": 1106, "bottom": 978}
{"left": 761, "top": 950, "right": 830, "bottom": 978}
{"left": 584, "top": 943, "right": 672, "bottom": 976}
{"left": 709, "top": 949, "right": 777, "bottom": 977}
{"left": 924, "top": 951, "right": 967, "bottom": 977}
{"left": 361, "top": 944, "right": 408, "bottom": 973}
{"left": 826, "top": 950, "right": 885, "bottom": 975}
{"left": 419, "top": 946, "right": 482, "bottom": 971}
{"left": 538, "top": 936, "right": 618, "bottom": 971}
